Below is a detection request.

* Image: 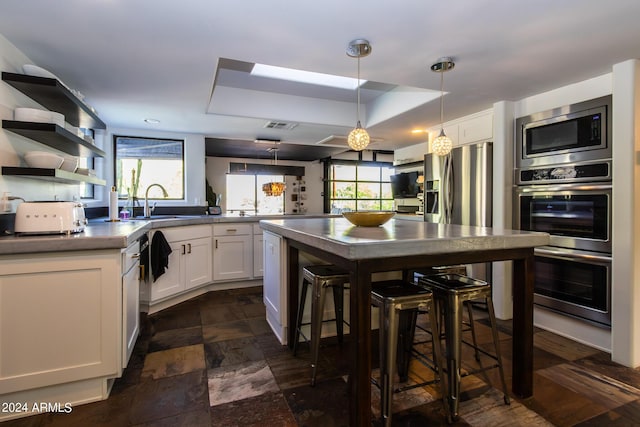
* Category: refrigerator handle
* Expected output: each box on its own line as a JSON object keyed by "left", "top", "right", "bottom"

{"left": 443, "top": 153, "right": 453, "bottom": 223}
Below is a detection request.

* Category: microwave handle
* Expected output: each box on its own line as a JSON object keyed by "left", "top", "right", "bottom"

{"left": 535, "top": 247, "right": 612, "bottom": 263}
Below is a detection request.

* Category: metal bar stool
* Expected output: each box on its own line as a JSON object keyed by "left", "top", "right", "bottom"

{"left": 414, "top": 266, "right": 483, "bottom": 363}
{"left": 420, "top": 273, "right": 510, "bottom": 423}
{"left": 292, "top": 264, "right": 349, "bottom": 386}
{"left": 371, "top": 280, "right": 445, "bottom": 427}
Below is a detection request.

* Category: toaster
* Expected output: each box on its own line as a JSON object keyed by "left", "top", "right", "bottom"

{"left": 15, "top": 201, "right": 87, "bottom": 235}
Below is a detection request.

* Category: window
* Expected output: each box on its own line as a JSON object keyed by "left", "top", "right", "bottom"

{"left": 226, "top": 174, "right": 285, "bottom": 215}
{"left": 114, "top": 136, "right": 184, "bottom": 200}
{"left": 78, "top": 157, "right": 95, "bottom": 199}
{"left": 326, "top": 161, "right": 394, "bottom": 212}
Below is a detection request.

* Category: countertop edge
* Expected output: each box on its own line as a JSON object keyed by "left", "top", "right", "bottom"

{"left": 0, "top": 214, "right": 339, "bottom": 255}
{"left": 259, "top": 218, "right": 551, "bottom": 260}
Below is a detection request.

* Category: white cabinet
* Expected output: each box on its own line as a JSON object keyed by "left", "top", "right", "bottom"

{"left": 428, "top": 110, "right": 493, "bottom": 152}
{"left": 253, "top": 223, "right": 264, "bottom": 278}
{"left": 121, "top": 241, "right": 141, "bottom": 368}
{"left": 459, "top": 113, "right": 493, "bottom": 145}
{"left": 0, "top": 250, "right": 120, "bottom": 415}
{"left": 213, "top": 223, "right": 252, "bottom": 281}
{"left": 150, "top": 225, "right": 212, "bottom": 302}
{"left": 393, "top": 141, "right": 428, "bottom": 165}
{"left": 263, "top": 230, "right": 287, "bottom": 343}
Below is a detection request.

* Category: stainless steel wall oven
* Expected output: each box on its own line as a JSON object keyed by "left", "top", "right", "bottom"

{"left": 514, "top": 97, "right": 612, "bottom": 328}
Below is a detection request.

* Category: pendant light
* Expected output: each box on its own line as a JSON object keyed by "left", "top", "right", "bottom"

{"left": 346, "top": 39, "right": 372, "bottom": 151}
{"left": 262, "top": 145, "right": 286, "bottom": 197}
{"left": 431, "top": 57, "right": 455, "bottom": 156}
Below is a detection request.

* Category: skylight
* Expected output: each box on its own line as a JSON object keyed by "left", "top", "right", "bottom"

{"left": 251, "top": 63, "right": 365, "bottom": 90}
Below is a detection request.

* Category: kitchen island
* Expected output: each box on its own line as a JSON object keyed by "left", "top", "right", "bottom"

{"left": 259, "top": 217, "right": 549, "bottom": 426}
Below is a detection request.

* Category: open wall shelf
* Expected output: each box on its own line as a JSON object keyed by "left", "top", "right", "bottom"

{"left": 2, "top": 166, "right": 106, "bottom": 186}
{"left": 2, "top": 120, "right": 106, "bottom": 158}
{"left": 2, "top": 72, "right": 106, "bottom": 130}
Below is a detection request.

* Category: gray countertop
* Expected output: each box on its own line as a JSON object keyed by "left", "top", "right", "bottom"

{"left": 259, "top": 217, "right": 550, "bottom": 260}
{"left": 0, "top": 213, "right": 338, "bottom": 255}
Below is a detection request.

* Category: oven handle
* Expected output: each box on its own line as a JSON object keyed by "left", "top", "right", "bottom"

{"left": 535, "top": 247, "right": 612, "bottom": 263}
{"left": 517, "top": 183, "right": 612, "bottom": 193}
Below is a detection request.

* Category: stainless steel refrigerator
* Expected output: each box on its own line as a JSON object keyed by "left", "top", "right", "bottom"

{"left": 423, "top": 141, "right": 493, "bottom": 280}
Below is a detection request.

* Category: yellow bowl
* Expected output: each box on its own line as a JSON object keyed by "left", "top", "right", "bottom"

{"left": 342, "top": 211, "right": 396, "bottom": 227}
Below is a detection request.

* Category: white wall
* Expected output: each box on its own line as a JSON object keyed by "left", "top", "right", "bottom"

{"left": 610, "top": 59, "right": 640, "bottom": 367}
{"left": 0, "top": 34, "right": 90, "bottom": 209}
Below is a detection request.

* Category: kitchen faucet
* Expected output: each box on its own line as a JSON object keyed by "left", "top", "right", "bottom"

{"left": 143, "top": 184, "right": 168, "bottom": 218}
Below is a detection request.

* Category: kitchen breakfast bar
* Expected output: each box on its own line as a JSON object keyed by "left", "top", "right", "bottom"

{"left": 259, "top": 217, "right": 550, "bottom": 426}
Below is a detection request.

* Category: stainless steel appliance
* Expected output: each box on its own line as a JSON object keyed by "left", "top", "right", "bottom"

{"left": 515, "top": 181, "right": 611, "bottom": 253}
{"left": 532, "top": 247, "right": 611, "bottom": 326}
{"left": 514, "top": 97, "right": 612, "bottom": 327}
{"left": 15, "top": 201, "right": 87, "bottom": 235}
{"left": 424, "top": 141, "right": 492, "bottom": 280}
{"left": 515, "top": 181, "right": 612, "bottom": 326}
{"left": 515, "top": 95, "right": 611, "bottom": 170}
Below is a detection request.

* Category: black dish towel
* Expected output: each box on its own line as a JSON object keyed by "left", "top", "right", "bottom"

{"left": 151, "top": 230, "right": 172, "bottom": 282}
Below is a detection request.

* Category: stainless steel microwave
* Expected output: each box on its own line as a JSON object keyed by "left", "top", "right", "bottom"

{"left": 515, "top": 95, "right": 612, "bottom": 169}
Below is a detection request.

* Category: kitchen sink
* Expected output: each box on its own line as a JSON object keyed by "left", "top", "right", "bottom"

{"left": 134, "top": 215, "right": 204, "bottom": 220}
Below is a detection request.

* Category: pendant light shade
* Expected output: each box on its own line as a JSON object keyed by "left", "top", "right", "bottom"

{"left": 347, "top": 39, "right": 371, "bottom": 151}
{"left": 432, "top": 128, "right": 453, "bottom": 156}
{"left": 431, "top": 57, "right": 455, "bottom": 156}
{"left": 347, "top": 121, "right": 370, "bottom": 151}
{"left": 262, "top": 181, "right": 285, "bottom": 197}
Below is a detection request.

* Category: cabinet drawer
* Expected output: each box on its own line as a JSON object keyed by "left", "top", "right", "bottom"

{"left": 156, "top": 225, "right": 212, "bottom": 242}
{"left": 122, "top": 240, "right": 141, "bottom": 273}
{"left": 214, "top": 223, "right": 252, "bottom": 236}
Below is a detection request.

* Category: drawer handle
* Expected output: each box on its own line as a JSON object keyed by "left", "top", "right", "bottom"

{"left": 131, "top": 253, "right": 140, "bottom": 259}
{"left": 181, "top": 244, "right": 186, "bottom": 255}
{"left": 226, "top": 228, "right": 237, "bottom": 233}
{"left": 187, "top": 243, "right": 192, "bottom": 254}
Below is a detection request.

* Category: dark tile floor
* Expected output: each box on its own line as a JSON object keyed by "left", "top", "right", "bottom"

{"left": 5, "top": 286, "right": 640, "bottom": 426}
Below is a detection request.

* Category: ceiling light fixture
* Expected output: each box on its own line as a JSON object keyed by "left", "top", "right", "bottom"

{"left": 346, "top": 39, "right": 372, "bottom": 151}
{"left": 262, "top": 144, "right": 286, "bottom": 197}
{"left": 431, "top": 57, "right": 455, "bottom": 156}
{"left": 144, "top": 118, "right": 160, "bottom": 124}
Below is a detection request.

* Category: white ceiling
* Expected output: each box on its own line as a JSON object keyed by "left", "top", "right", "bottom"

{"left": 1, "top": 0, "right": 640, "bottom": 159}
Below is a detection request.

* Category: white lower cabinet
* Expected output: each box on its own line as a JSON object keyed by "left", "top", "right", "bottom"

{"left": 213, "top": 223, "right": 252, "bottom": 281}
{"left": 263, "top": 230, "right": 287, "bottom": 343}
{"left": 253, "top": 223, "right": 264, "bottom": 278}
{"left": 150, "top": 225, "right": 212, "bottom": 302}
{"left": 0, "top": 250, "right": 121, "bottom": 420}
{"left": 122, "top": 241, "right": 141, "bottom": 368}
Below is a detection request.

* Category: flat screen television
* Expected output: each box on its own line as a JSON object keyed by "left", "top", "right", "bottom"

{"left": 390, "top": 171, "right": 421, "bottom": 198}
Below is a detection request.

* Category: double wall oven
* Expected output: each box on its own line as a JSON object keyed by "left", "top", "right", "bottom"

{"left": 514, "top": 95, "right": 612, "bottom": 327}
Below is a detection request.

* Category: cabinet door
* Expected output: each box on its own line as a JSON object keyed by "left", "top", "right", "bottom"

{"left": 0, "top": 252, "right": 119, "bottom": 394}
{"left": 253, "top": 233, "right": 264, "bottom": 278}
{"left": 213, "top": 234, "right": 252, "bottom": 281}
{"left": 459, "top": 114, "right": 493, "bottom": 144}
{"left": 122, "top": 261, "right": 140, "bottom": 367}
{"left": 184, "top": 237, "right": 213, "bottom": 289}
{"left": 150, "top": 241, "right": 183, "bottom": 302}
